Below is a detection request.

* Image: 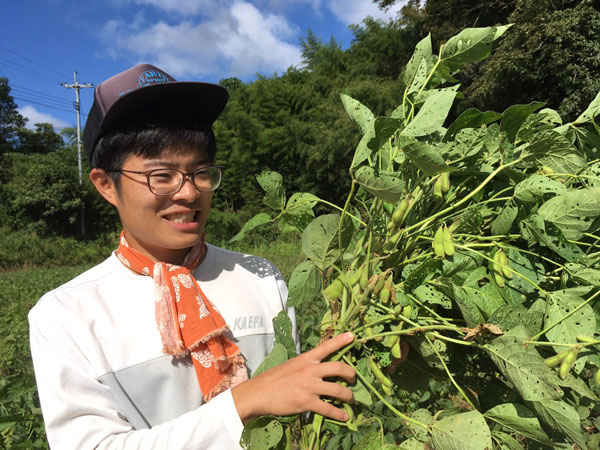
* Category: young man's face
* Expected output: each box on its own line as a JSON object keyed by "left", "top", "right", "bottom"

{"left": 96, "top": 146, "right": 214, "bottom": 264}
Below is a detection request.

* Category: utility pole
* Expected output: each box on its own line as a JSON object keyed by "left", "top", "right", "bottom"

{"left": 62, "top": 71, "right": 93, "bottom": 237}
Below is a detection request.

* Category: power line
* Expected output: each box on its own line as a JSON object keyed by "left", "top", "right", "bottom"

{"left": 11, "top": 89, "right": 74, "bottom": 110}
{"left": 0, "top": 45, "right": 71, "bottom": 79}
{"left": 12, "top": 95, "right": 81, "bottom": 116}
{"left": 0, "top": 56, "right": 64, "bottom": 84}
{"left": 10, "top": 83, "right": 74, "bottom": 106}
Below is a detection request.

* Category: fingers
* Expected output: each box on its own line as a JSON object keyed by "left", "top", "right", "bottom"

{"left": 311, "top": 400, "right": 351, "bottom": 422}
{"left": 315, "top": 361, "right": 355, "bottom": 384}
{"left": 308, "top": 332, "right": 354, "bottom": 361}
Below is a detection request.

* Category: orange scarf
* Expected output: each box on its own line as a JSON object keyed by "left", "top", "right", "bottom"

{"left": 115, "top": 231, "right": 248, "bottom": 401}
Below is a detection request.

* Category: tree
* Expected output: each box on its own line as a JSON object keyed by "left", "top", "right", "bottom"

{"left": 0, "top": 78, "right": 25, "bottom": 180}
{"left": 465, "top": 0, "right": 600, "bottom": 121}
{"left": 17, "top": 122, "right": 63, "bottom": 154}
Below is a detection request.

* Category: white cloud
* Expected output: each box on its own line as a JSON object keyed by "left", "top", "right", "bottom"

{"left": 326, "top": 0, "right": 404, "bottom": 25}
{"left": 18, "top": 105, "right": 69, "bottom": 130}
{"left": 99, "top": 0, "right": 302, "bottom": 79}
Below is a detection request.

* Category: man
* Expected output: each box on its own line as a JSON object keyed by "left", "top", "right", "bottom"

{"left": 28, "top": 64, "right": 355, "bottom": 449}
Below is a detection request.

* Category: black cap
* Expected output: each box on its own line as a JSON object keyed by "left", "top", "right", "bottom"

{"left": 83, "top": 64, "right": 228, "bottom": 167}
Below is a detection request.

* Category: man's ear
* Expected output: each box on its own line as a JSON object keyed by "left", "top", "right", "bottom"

{"left": 89, "top": 168, "right": 119, "bottom": 207}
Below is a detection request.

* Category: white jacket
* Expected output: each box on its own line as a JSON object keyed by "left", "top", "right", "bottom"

{"left": 29, "top": 244, "right": 295, "bottom": 449}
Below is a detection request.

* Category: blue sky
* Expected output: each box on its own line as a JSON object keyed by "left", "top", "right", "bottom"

{"left": 1, "top": 0, "right": 403, "bottom": 132}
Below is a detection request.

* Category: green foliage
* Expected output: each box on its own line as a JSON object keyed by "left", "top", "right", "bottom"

{"left": 2, "top": 149, "right": 83, "bottom": 236}
{"left": 465, "top": 0, "right": 600, "bottom": 122}
{"left": 0, "top": 227, "right": 118, "bottom": 270}
{"left": 16, "top": 123, "right": 62, "bottom": 154}
{"left": 239, "top": 25, "right": 600, "bottom": 449}
{"left": 0, "top": 265, "right": 94, "bottom": 449}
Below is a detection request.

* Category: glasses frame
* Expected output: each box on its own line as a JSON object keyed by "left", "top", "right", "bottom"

{"left": 109, "top": 165, "right": 224, "bottom": 196}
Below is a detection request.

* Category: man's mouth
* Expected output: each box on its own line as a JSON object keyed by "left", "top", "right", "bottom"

{"left": 164, "top": 211, "right": 197, "bottom": 224}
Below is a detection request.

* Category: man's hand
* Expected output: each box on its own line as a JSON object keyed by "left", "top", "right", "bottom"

{"left": 231, "top": 332, "right": 355, "bottom": 424}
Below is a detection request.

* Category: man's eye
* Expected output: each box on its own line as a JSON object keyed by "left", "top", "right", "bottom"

{"left": 150, "top": 171, "right": 174, "bottom": 180}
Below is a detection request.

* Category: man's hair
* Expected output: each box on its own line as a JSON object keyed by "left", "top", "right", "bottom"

{"left": 92, "top": 122, "right": 217, "bottom": 188}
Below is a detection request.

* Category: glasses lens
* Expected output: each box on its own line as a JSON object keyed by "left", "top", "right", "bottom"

{"left": 193, "top": 166, "right": 222, "bottom": 191}
{"left": 148, "top": 169, "right": 181, "bottom": 195}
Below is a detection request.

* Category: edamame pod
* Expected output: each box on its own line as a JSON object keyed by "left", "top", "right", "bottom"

{"left": 433, "top": 226, "right": 445, "bottom": 258}
{"left": 559, "top": 348, "right": 578, "bottom": 379}
{"left": 323, "top": 278, "right": 343, "bottom": 302}
{"left": 369, "top": 356, "right": 393, "bottom": 388}
{"left": 498, "top": 249, "right": 513, "bottom": 279}
{"left": 492, "top": 251, "right": 505, "bottom": 288}
{"left": 595, "top": 368, "right": 600, "bottom": 384}
{"left": 391, "top": 338, "right": 402, "bottom": 359}
{"left": 544, "top": 350, "right": 569, "bottom": 368}
{"left": 442, "top": 225, "right": 454, "bottom": 257}
{"left": 392, "top": 199, "right": 409, "bottom": 225}
{"left": 433, "top": 176, "right": 443, "bottom": 199}
{"left": 440, "top": 172, "right": 450, "bottom": 193}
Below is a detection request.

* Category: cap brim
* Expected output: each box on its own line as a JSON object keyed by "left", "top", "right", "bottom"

{"left": 98, "top": 81, "right": 228, "bottom": 139}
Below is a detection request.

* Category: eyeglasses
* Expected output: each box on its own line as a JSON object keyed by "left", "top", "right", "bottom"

{"left": 110, "top": 165, "right": 223, "bottom": 196}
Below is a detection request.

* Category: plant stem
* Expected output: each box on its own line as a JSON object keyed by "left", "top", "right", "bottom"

{"left": 424, "top": 334, "right": 477, "bottom": 410}
{"left": 403, "top": 157, "right": 524, "bottom": 236}
{"left": 455, "top": 243, "right": 546, "bottom": 295}
{"left": 342, "top": 355, "right": 431, "bottom": 432}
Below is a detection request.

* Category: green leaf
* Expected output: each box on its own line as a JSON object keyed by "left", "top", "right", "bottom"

{"left": 514, "top": 174, "right": 568, "bottom": 203}
{"left": 526, "top": 130, "right": 587, "bottom": 175}
{"left": 571, "top": 267, "right": 600, "bottom": 286}
{"left": 351, "top": 119, "right": 376, "bottom": 169}
{"left": 349, "top": 378, "right": 372, "bottom": 407}
{"left": 256, "top": 171, "right": 285, "bottom": 211}
{"left": 440, "top": 25, "right": 512, "bottom": 71}
{"left": 491, "top": 431, "right": 525, "bottom": 450}
{"left": 352, "top": 431, "right": 405, "bottom": 449}
{"left": 406, "top": 57, "right": 430, "bottom": 96}
{"left": 286, "top": 192, "right": 319, "bottom": 215}
{"left": 403, "top": 141, "right": 448, "bottom": 175}
{"left": 414, "top": 284, "right": 451, "bottom": 309}
{"left": 402, "top": 85, "right": 459, "bottom": 138}
{"left": 451, "top": 284, "right": 487, "bottom": 327}
{"left": 573, "top": 90, "right": 600, "bottom": 125}
{"left": 500, "top": 102, "right": 545, "bottom": 144}
{"left": 407, "top": 409, "right": 433, "bottom": 443}
{"left": 273, "top": 310, "right": 297, "bottom": 359}
{"left": 397, "top": 438, "right": 427, "bottom": 450}
{"left": 527, "top": 400, "right": 586, "bottom": 449}
{"left": 229, "top": 213, "right": 271, "bottom": 242}
{"left": 240, "top": 416, "right": 284, "bottom": 450}
{"left": 484, "top": 403, "right": 553, "bottom": 445}
{"left": 253, "top": 342, "right": 288, "bottom": 377}
{"left": 367, "top": 117, "right": 402, "bottom": 152}
{"left": 355, "top": 166, "right": 405, "bottom": 203}
{"left": 520, "top": 218, "right": 585, "bottom": 262}
{"left": 486, "top": 326, "right": 563, "bottom": 402}
{"left": 302, "top": 214, "right": 354, "bottom": 270}
{"left": 538, "top": 188, "right": 600, "bottom": 239}
{"left": 443, "top": 108, "right": 501, "bottom": 141}
{"left": 431, "top": 410, "right": 492, "bottom": 450}
{"left": 491, "top": 205, "right": 518, "bottom": 235}
{"left": 287, "top": 260, "right": 321, "bottom": 308}
{"left": 403, "top": 259, "right": 442, "bottom": 292}
{"left": 404, "top": 34, "right": 433, "bottom": 87}
{"left": 545, "top": 290, "right": 596, "bottom": 359}
{"left": 340, "top": 93, "right": 375, "bottom": 134}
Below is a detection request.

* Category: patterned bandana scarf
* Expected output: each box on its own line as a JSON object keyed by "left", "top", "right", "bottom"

{"left": 115, "top": 231, "right": 248, "bottom": 401}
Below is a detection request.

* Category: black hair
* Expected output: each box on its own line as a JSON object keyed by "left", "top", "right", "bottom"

{"left": 92, "top": 122, "right": 217, "bottom": 189}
